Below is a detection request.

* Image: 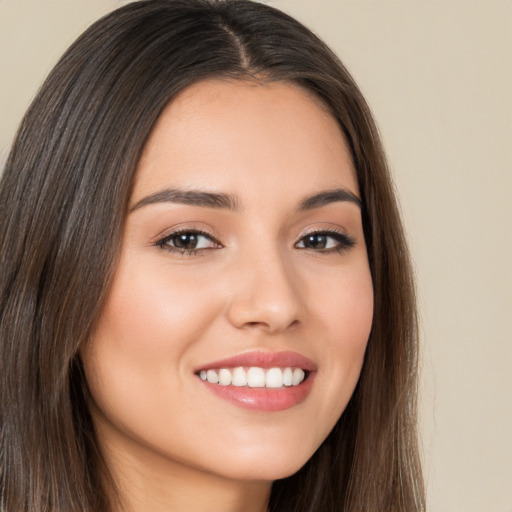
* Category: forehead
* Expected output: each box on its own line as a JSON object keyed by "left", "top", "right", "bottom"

{"left": 132, "top": 79, "right": 358, "bottom": 203}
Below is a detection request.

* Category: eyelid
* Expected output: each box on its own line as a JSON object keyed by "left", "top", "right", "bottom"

{"left": 151, "top": 223, "right": 221, "bottom": 245}
{"left": 153, "top": 225, "right": 223, "bottom": 255}
{"left": 297, "top": 225, "right": 350, "bottom": 241}
{"left": 158, "top": 230, "right": 218, "bottom": 246}
{"left": 295, "top": 227, "right": 356, "bottom": 252}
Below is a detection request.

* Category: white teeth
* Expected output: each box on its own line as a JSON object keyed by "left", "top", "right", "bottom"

{"left": 283, "top": 367, "right": 293, "bottom": 386}
{"left": 206, "top": 369, "right": 219, "bottom": 384}
{"left": 232, "top": 367, "right": 248, "bottom": 386}
{"left": 200, "top": 367, "right": 307, "bottom": 388}
{"left": 218, "top": 368, "right": 232, "bottom": 386}
{"left": 247, "top": 367, "right": 266, "bottom": 388}
{"left": 292, "top": 368, "right": 305, "bottom": 386}
{"left": 266, "top": 367, "right": 284, "bottom": 388}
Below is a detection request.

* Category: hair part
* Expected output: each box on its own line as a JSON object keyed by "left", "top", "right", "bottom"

{"left": 0, "top": 1, "right": 424, "bottom": 510}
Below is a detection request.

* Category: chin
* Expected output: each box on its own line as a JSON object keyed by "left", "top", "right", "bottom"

{"left": 205, "top": 443, "right": 316, "bottom": 483}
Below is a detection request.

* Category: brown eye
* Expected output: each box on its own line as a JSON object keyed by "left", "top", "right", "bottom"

{"left": 156, "top": 230, "right": 220, "bottom": 254}
{"left": 295, "top": 231, "right": 356, "bottom": 253}
{"left": 172, "top": 233, "right": 200, "bottom": 250}
{"left": 301, "top": 234, "right": 329, "bottom": 249}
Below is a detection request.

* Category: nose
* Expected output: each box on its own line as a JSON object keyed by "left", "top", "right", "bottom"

{"left": 225, "top": 248, "right": 304, "bottom": 333}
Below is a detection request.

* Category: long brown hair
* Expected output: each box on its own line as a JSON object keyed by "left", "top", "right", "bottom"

{"left": 0, "top": 1, "right": 424, "bottom": 510}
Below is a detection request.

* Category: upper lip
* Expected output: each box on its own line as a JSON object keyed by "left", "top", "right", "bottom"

{"left": 195, "top": 350, "right": 317, "bottom": 372}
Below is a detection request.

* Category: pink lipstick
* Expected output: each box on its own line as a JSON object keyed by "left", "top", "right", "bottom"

{"left": 195, "top": 351, "right": 317, "bottom": 412}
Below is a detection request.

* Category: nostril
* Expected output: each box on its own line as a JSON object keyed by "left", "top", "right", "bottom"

{"left": 243, "top": 319, "right": 300, "bottom": 331}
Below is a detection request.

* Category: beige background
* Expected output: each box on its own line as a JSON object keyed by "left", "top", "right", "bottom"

{"left": 1, "top": 1, "right": 511, "bottom": 510}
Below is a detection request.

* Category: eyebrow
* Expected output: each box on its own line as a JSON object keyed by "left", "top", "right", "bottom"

{"left": 129, "top": 186, "right": 361, "bottom": 213}
{"left": 297, "top": 188, "right": 361, "bottom": 210}
{"left": 130, "top": 188, "right": 240, "bottom": 212}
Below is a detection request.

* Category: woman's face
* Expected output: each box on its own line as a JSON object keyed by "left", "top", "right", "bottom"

{"left": 82, "top": 80, "right": 373, "bottom": 484}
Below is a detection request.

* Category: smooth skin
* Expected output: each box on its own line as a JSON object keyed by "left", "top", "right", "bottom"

{"left": 81, "top": 80, "right": 374, "bottom": 512}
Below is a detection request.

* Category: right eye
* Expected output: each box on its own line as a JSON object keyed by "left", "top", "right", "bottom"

{"left": 155, "top": 230, "right": 221, "bottom": 255}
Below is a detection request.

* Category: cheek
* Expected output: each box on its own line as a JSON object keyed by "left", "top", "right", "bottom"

{"left": 92, "top": 261, "right": 221, "bottom": 360}
{"left": 329, "top": 272, "right": 374, "bottom": 353}
{"left": 331, "top": 269, "right": 373, "bottom": 369}
{"left": 309, "top": 265, "right": 373, "bottom": 418}
{"left": 80, "top": 261, "right": 222, "bottom": 425}
{"left": 307, "top": 256, "right": 373, "bottom": 351}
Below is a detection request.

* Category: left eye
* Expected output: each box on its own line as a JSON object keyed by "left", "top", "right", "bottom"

{"left": 295, "top": 232, "right": 355, "bottom": 252}
{"left": 156, "top": 231, "right": 218, "bottom": 252}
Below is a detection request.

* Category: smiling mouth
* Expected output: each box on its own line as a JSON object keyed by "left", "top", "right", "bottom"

{"left": 194, "top": 351, "right": 316, "bottom": 411}
{"left": 197, "top": 366, "right": 307, "bottom": 388}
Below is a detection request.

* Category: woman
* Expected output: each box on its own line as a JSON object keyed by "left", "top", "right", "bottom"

{"left": 0, "top": 1, "right": 424, "bottom": 511}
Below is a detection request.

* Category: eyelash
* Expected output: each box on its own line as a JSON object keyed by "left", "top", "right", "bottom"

{"left": 155, "top": 229, "right": 221, "bottom": 256}
{"left": 296, "top": 229, "right": 356, "bottom": 254}
{"left": 154, "top": 228, "right": 356, "bottom": 256}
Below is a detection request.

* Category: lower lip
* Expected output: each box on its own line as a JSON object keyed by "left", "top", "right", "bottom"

{"left": 199, "top": 373, "right": 315, "bottom": 412}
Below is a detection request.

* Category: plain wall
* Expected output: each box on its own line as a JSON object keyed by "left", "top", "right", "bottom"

{"left": 1, "top": 1, "right": 511, "bottom": 510}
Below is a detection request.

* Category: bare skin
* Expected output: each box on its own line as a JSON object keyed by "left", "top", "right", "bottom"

{"left": 82, "top": 80, "right": 373, "bottom": 511}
